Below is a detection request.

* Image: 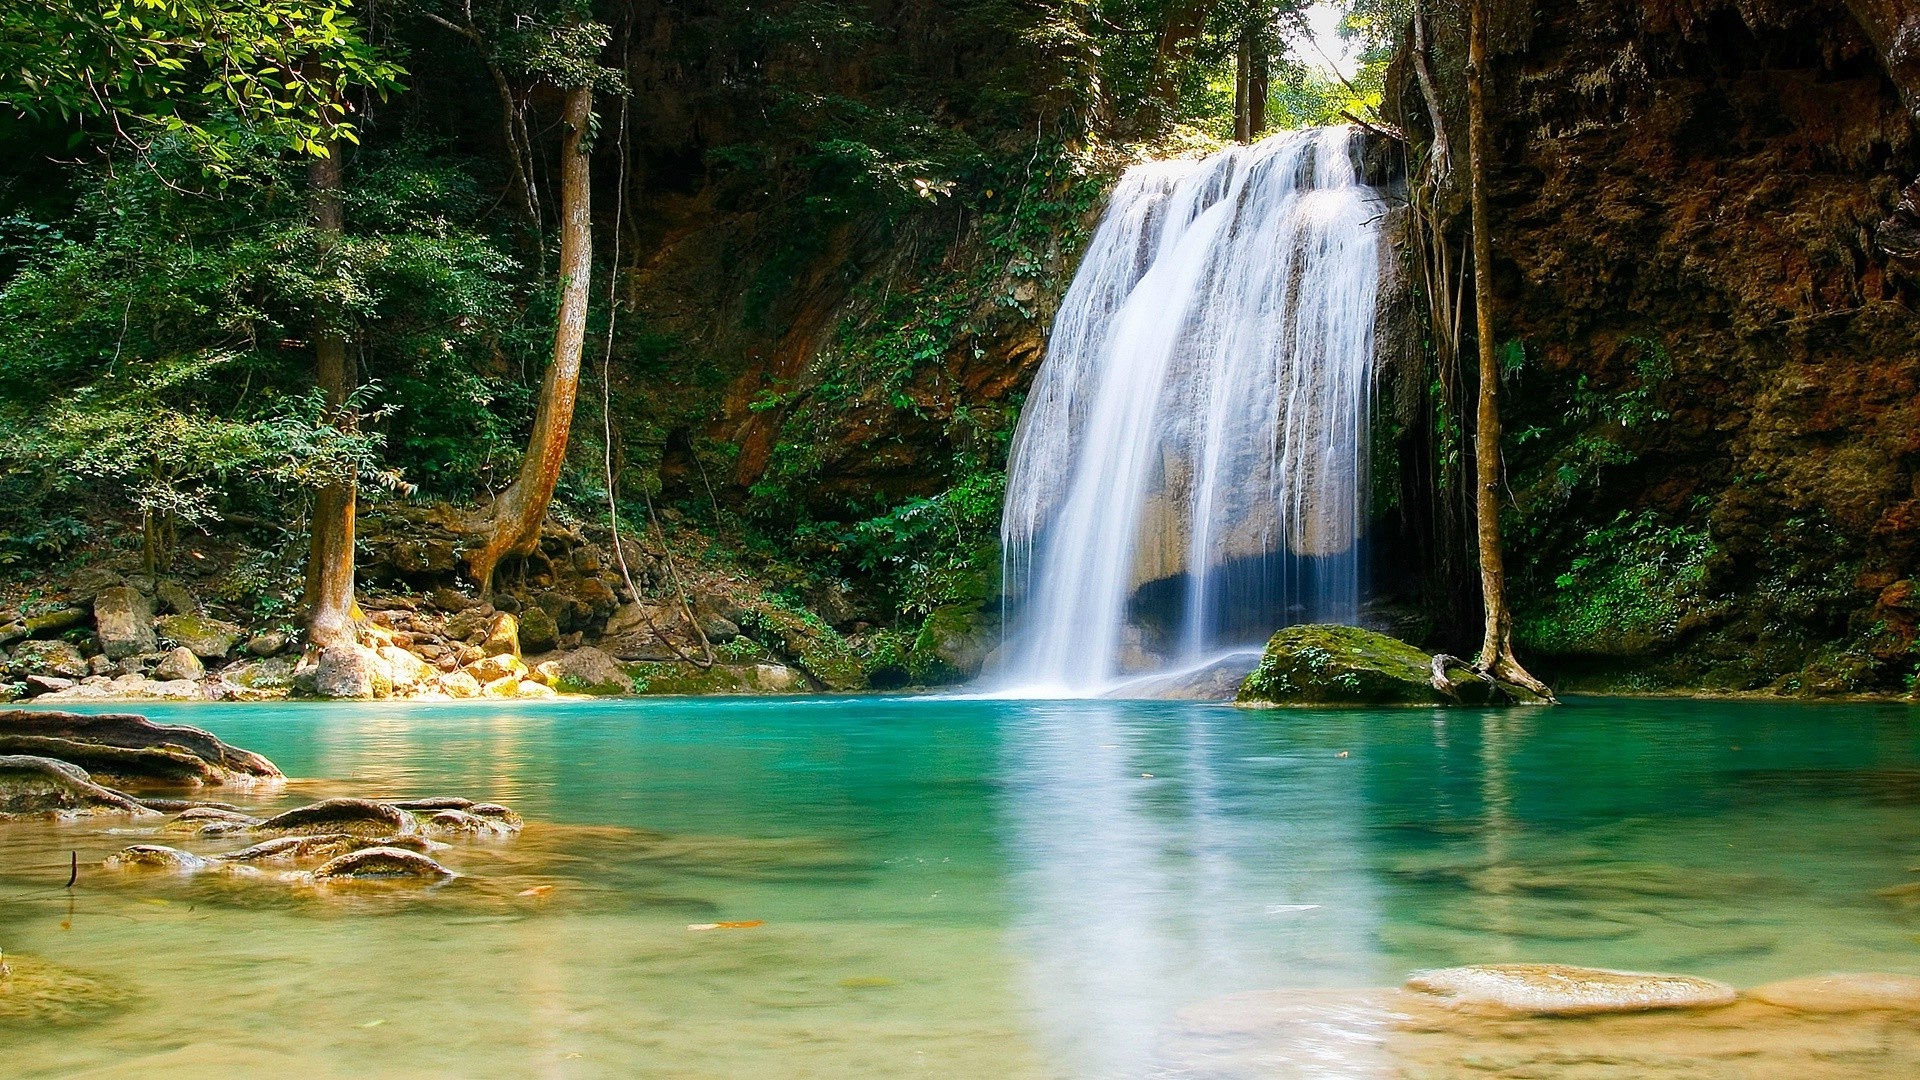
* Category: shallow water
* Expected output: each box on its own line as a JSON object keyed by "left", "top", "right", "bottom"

{"left": 3, "top": 695, "right": 1918, "bottom": 1077}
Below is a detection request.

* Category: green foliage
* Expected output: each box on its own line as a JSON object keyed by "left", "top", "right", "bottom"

{"left": 0, "top": 0, "right": 403, "bottom": 164}
{"left": 1516, "top": 510, "right": 1714, "bottom": 656}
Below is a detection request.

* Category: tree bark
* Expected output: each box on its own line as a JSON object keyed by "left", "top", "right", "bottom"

{"left": 304, "top": 138, "right": 361, "bottom": 649}
{"left": 1235, "top": 30, "right": 1251, "bottom": 143}
{"left": 1411, "top": 0, "right": 1452, "bottom": 181}
{"left": 1465, "top": 0, "right": 1551, "bottom": 700}
{"left": 1247, "top": 28, "right": 1267, "bottom": 138}
{"left": 466, "top": 82, "right": 594, "bottom": 593}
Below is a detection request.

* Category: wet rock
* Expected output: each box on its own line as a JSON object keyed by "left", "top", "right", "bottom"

{"left": 481, "top": 612, "right": 520, "bottom": 658}
{"left": 244, "top": 631, "right": 288, "bottom": 657}
{"left": 422, "top": 808, "right": 517, "bottom": 836}
{"left": 549, "top": 646, "right": 630, "bottom": 695}
{"left": 103, "top": 844, "right": 209, "bottom": 872}
{"left": 92, "top": 586, "right": 158, "bottom": 660}
{"left": 151, "top": 646, "right": 204, "bottom": 683}
{"left": 216, "top": 833, "right": 364, "bottom": 864}
{"left": 909, "top": 605, "right": 995, "bottom": 684}
{"left": 0, "top": 735, "right": 223, "bottom": 787}
{"left": 312, "top": 643, "right": 391, "bottom": 699}
{"left": 0, "top": 952, "right": 135, "bottom": 1025}
{"left": 155, "top": 614, "right": 242, "bottom": 660}
{"left": 389, "top": 796, "right": 474, "bottom": 810}
{"left": 466, "top": 803, "right": 523, "bottom": 829}
{"left": 0, "top": 710, "right": 280, "bottom": 781}
{"left": 311, "top": 846, "right": 453, "bottom": 880}
{"left": 253, "top": 797, "right": 414, "bottom": 838}
{"left": 9, "top": 640, "right": 88, "bottom": 679}
{"left": 1237, "top": 624, "right": 1544, "bottom": 707}
{"left": 1117, "top": 651, "right": 1263, "bottom": 701}
{"left": 516, "top": 604, "right": 559, "bottom": 654}
{"left": 1746, "top": 973, "right": 1920, "bottom": 1013}
{"left": 163, "top": 806, "right": 264, "bottom": 835}
{"left": 0, "top": 754, "right": 156, "bottom": 817}
{"left": 1405, "top": 963, "right": 1737, "bottom": 1017}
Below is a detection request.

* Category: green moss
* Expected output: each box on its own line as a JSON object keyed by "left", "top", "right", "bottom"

{"left": 1238, "top": 624, "right": 1531, "bottom": 707}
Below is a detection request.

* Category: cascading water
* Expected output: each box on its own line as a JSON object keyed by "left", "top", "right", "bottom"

{"left": 998, "top": 126, "right": 1385, "bottom": 695}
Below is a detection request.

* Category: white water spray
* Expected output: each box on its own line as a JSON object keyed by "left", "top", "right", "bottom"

{"left": 998, "top": 127, "right": 1385, "bottom": 695}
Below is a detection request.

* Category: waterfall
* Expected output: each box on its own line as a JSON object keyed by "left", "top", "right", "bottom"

{"left": 998, "top": 127, "right": 1385, "bottom": 695}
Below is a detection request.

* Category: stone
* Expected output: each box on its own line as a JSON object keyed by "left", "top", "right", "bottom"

{"left": 444, "top": 607, "right": 491, "bottom": 641}
{"left": 0, "top": 734, "right": 223, "bottom": 786}
{"left": 9, "top": 639, "right": 88, "bottom": 679}
{"left": 0, "top": 710, "right": 281, "bottom": 780}
{"left": 376, "top": 645, "right": 434, "bottom": 690}
{"left": 421, "top": 808, "right": 516, "bottom": 836}
{"left": 313, "top": 644, "right": 392, "bottom": 699}
{"left": 155, "top": 614, "right": 242, "bottom": 659}
{"left": 311, "top": 846, "right": 453, "bottom": 880}
{"left": 909, "top": 604, "right": 995, "bottom": 684}
{"left": 517, "top": 603, "right": 559, "bottom": 653}
{"left": 222, "top": 655, "right": 300, "bottom": 692}
{"left": 25, "top": 675, "right": 75, "bottom": 694}
{"left": 245, "top": 631, "right": 288, "bottom": 657}
{"left": 0, "top": 952, "right": 134, "bottom": 1025}
{"left": 698, "top": 611, "right": 740, "bottom": 644}
{"left": 164, "top": 806, "right": 263, "bottom": 831}
{"left": 85, "top": 653, "right": 114, "bottom": 676}
{"left": 513, "top": 679, "right": 557, "bottom": 698}
{"left": 103, "top": 844, "right": 209, "bottom": 872}
{"left": 1122, "top": 651, "right": 1264, "bottom": 700}
{"left": 92, "top": 586, "right": 158, "bottom": 660}
{"left": 465, "top": 652, "right": 526, "bottom": 684}
{"left": 438, "top": 669, "right": 481, "bottom": 698}
{"left": 23, "top": 606, "right": 89, "bottom": 637}
{"left": 151, "top": 646, "right": 204, "bottom": 682}
{"left": 481, "top": 612, "right": 520, "bottom": 658}
{"left": 550, "top": 646, "right": 631, "bottom": 695}
{"left": 0, "top": 754, "right": 157, "bottom": 818}
{"left": 479, "top": 674, "right": 522, "bottom": 698}
{"left": 67, "top": 565, "right": 126, "bottom": 602}
{"left": 0, "top": 618, "right": 26, "bottom": 647}
{"left": 1237, "top": 624, "right": 1544, "bottom": 707}
{"left": 253, "top": 798, "right": 414, "bottom": 838}
{"left": 428, "top": 586, "right": 477, "bottom": 613}
{"left": 1405, "top": 964, "right": 1737, "bottom": 1017}
{"left": 153, "top": 579, "right": 200, "bottom": 616}
{"left": 1744, "top": 973, "right": 1920, "bottom": 1013}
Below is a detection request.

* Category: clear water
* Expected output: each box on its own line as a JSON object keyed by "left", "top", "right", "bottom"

{"left": 3, "top": 696, "right": 1919, "bottom": 1077}
{"left": 1000, "top": 127, "right": 1385, "bottom": 692}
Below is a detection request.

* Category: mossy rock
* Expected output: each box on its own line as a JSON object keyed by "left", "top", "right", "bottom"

{"left": 908, "top": 604, "right": 996, "bottom": 685}
{"left": 1237, "top": 624, "right": 1539, "bottom": 707}
{"left": 0, "top": 954, "right": 135, "bottom": 1026}
{"left": 735, "top": 600, "right": 863, "bottom": 690}
{"left": 624, "top": 660, "right": 809, "bottom": 695}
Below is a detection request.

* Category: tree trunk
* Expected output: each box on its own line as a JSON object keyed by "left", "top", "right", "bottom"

{"left": 1465, "top": 0, "right": 1552, "bottom": 700}
{"left": 1143, "top": 0, "right": 1217, "bottom": 128}
{"left": 1234, "top": 30, "right": 1252, "bottom": 143}
{"left": 304, "top": 138, "right": 361, "bottom": 649}
{"left": 466, "top": 82, "right": 594, "bottom": 593}
{"left": 1247, "top": 28, "right": 1267, "bottom": 139}
{"left": 1411, "top": 0, "right": 1452, "bottom": 181}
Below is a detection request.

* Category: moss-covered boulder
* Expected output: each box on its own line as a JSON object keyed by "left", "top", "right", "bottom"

{"left": 1237, "top": 624, "right": 1543, "bottom": 707}
{"left": 154, "top": 614, "right": 243, "bottom": 660}
{"left": 908, "top": 604, "right": 997, "bottom": 685}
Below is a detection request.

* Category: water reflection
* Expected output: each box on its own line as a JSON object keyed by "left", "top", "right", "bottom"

{"left": 997, "top": 700, "right": 1385, "bottom": 1076}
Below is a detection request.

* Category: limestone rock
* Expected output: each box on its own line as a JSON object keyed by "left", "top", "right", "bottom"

{"left": 9, "top": 639, "right": 88, "bottom": 679}
{"left": 466, "top": 652, "right": 526, "bottom": 684}
{"left": 23, "top": 606, "right": 89, "bottom": 637}
{"left": 221, "top": 655, "right": 299, "bottom": 693}
{"left": 25, "top": 674, "right": 75, "bottom": 695}
{"left": 1405, "top": 963, "right": 1737, "bottom": 1017}
{"left": 155, "top": 614, "right": 242, "bottom": 659}
{"left": 479, "top": 674, "right": 521, "bottom": 698}
{"left": 253, "top": 798, "right": 414, "bottom": 838}
{"left": 550, "top": 646, "right": 631, "bottom": 695}
{"left": 92, "top": 586, "right": 158, "bottom": 659}
{"left": 244, "top": 631, "right": 288, "bottom": 657}
{"left": 516, "top": 604, "right": 559, "bottom": 654}
{"left": 0, "top": 754, "right": 157, "bottom": 818}
{"left": 514, "top": 679, "right": 557, "bottom": 698}
{"left": 1237, "top": 624, "right": 1545, "bottom": 707}
{"left": 313, "top": 643, "right": 392, "bottom": 699}
{"left": 1745, "top": 973, "right": 1920, "bottom": 1013}
{"left": 103, "top": 844, "right": 209, "bottom": 872}
{"left": 909, "top": 604, "right": 996, "bottom": 684}
{"left": 153, "top": 579, "right": 200, "bottom": 616}
{"left": 151, "top": 646, "right": 204, "bottom": 682}
{"left": 311, "top": 845, "right": 453, "bottom": 880}
{"left": 481, "top": 612, "right": 520, "bottom": 658}
{"left": 438, "top": 669, "right": 481, "bottom": 698}
{"left": 0, "top": 734, "right": 222, "bottom": 787}
{"left": 376, "top": 645, "right": 434, "bottom": 690}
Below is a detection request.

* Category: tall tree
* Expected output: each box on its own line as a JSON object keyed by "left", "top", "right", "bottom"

{"left": 303, "top": 129, "right": 361, "bottom": 648}
{"left": 1465, "top": 0, "right": 1551, "bottom": 699}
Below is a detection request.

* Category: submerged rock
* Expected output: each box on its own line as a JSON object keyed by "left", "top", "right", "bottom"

{"left": 311, "top": 846, "right": 453, "bottom": 880}
{"left": 253, "top": 798, "right": 414, "bottom": 838}
{"left": 0, "top": 754, "right": 156, "bottom": 818}
{"left": 0, "top": 735, "right": 223, "bottom": 787}
{"left": 102, "top": 844, "right": 209, "bottom": 872}
{"left": 0, "top": 710, "right": 281, "bottom": 782}
{"left": 1405, "top": 963, "right": 1737, "bottom": 1016}
{"left": 0, "top": 953, "right": 135, "bottom": 1026}
{"left": 1237, "top": 624, "right": 1546, "bottom": 706}
{"left": 1745, "top": 973, "right": 1920, "bottom": 1013}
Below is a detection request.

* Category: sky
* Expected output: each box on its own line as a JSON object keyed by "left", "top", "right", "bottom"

{"left": 1290, "top": 1, "right": 1364, "bottom": 80}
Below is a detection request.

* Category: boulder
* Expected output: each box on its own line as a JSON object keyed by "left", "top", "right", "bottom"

{"left": 698, "top": 611, "right": 740, "bottom": 644}
{"left": 23, "top": 606, "right": 89, "bottom": 638}
{"left": 438, "top": 669, "right": 481, "bottom": 698}
{"left": 376, "top": 645, "right": 434, "bottom": 690}
{"left": 909, "top": 604, "right": 997, "bottom": 684}
{"left": 25, "top": 675, "right": 75, "bottom": 695}
{"left": 1118, "top": 651, "right": 1267, "bottom": 700}
{"left": 428, "top": 586, "right": 477, "bottom": 613}
{"left": 0, "top": 710, "right": 281, "bottom": 780}
{"left": 1744, "top": 973, "right": 1920, "bottom": 1013}
{"left": 481, "top": 612, "right": 520, "bottom": 658}
{"left": 153, "top": 579, "right": 200, "bottom": 616}
{"left": 1237, "top": 624, "right": 1544, "bottom": 707}
{"left": 549, "top": 646, "right": 631, "bottom": 695}
{"left": 0, "top": 754, "right": 157, "bottom": 818}
{"left": 514, "top": 679, "right": 557, "bottom": 699}
{"left": 103, "top": 844, "right": 209, "bottom": 872}
{"left": 312, "top": 643, "right": 392, "bottom": 699}
{"left": 221, "top": 655, "right": 300, "bottom": 693}
{"left": 93, "top": 586, "right": 158, "bottom": 659}
{"left": 86, "top": 654, "right": 114, "bottom": 676}
{"left": 466, "top": 652, "right": 526, "bottom": 684}
{"left": 311, "top": 846, "right": 453, "bottom": 880}
{"left": 151, "top": 646, "right": 204, "bottom": 682}
{"left": 155, "top": 614, "right": 242, "bottom": 659}
{"left": 244, "top": 631, "right": 288, "bottom": 657}
{"left": 10, "top": 639, "right": 88, "bottom": 679}
{"left": 1405, "top": 964, "right": 1737, "bottom": 1017}
{"left": 253, "top": 797, "right": 414, "bottom": 838}
{"left": 517, "top": 604, "right": 559, "bottom": 654}
{"left": 479, "top": 674, "right": 522, "bottom": 698}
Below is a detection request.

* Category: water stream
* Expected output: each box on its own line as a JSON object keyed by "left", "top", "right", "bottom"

{"left": 1000, "top": 127, "right": 1385, "bottom": 695}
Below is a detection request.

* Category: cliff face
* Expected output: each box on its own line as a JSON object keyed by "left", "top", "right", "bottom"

{"left": 1397, "top": 0, "right": 1920, "bottom": 692}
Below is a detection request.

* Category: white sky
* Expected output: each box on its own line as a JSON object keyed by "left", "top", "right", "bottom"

{"left": 1288, "top": 2, "right": 1364, "bottom": 80}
